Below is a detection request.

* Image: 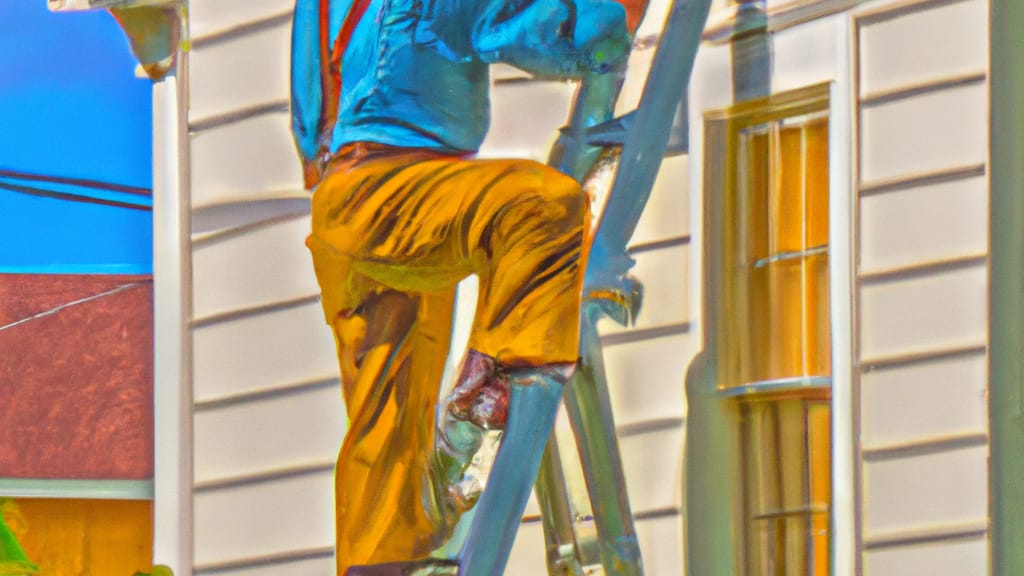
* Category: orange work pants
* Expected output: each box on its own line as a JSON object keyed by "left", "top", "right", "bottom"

{"left": 306, "top": 144, "right": 589, "bottom": 573}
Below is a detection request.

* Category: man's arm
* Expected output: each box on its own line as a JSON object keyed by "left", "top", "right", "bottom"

{"left": 291, "top": 0, "right": 326, "bottom": 188}
{"left": 471, "top": 0, "right": 634, "bottom": 79}
{"left": 292, "top": 0, "right": 349, "bottom": 188}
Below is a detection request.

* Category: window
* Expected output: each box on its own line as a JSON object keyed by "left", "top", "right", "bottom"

{"left": 705, "top": 83, "right": 831, "bottom": 576}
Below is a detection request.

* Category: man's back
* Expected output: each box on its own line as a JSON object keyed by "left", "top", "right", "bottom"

{"left": 332, "top": 0, "right": 491, "bottom": 153}
{"left": 292, "top": 0, "right": 633, "bottom": 166}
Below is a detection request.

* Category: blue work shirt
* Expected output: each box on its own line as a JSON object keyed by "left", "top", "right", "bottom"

{"left": 292, "top": 0, "right": 632, "bottom": 161}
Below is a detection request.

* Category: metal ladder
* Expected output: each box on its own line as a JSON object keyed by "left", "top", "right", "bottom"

{"left": 533, "top": 1, "right": 713, "bottom": 573}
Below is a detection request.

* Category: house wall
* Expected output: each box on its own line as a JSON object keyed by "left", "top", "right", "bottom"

{"left": 184, "top": 0, "right": 694, "bottom": 573}
{"left": 852, "top": 0, "right": 990, "bottom": 573}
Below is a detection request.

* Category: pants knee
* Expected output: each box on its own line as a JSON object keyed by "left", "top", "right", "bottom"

{"left": 540, "top": 169, "right": 589, "bottom": 232}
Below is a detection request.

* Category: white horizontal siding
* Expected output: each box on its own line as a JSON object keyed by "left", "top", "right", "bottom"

{"left": 189, "top": 0, "right": 293, "bottom": 39}
{"left": 195, "top": 554, "right": 335, "bottom": 576}
{"left": 603, "top": 331, "right": 696, "bottom": 426}
{"left": 772, "top": 15, "right": 839, "bottom": 95}
{"left": 186, "top": 8, "right": 334, "bottom": 572}
{"left": 480, "top": 80, "right": 576, "bottom": 158}
{"left": 859, "top": 82, "right": 987, "bottom": 185}
{"left": 189, "top": 21, "right": 291, "bottom": 124}
{"left": 506, "top": 522, "right": 548, "bottom": 576}
{"left": 860, "top": 353, "right": 987, "bottom": 449}
{"left": 636, "top": 515, "right": 685, "bottom": 576}
{"left": 190, "top": 111, "right": 303, "bottom": 208}
{"left": 859, "top": 0, "right": 987, "bottom": 96}
{"left": 863, "top": 537, "right": 987, "bottom": 576}
{"left": 615, "top": 43, "right": 657, "bottom": 118}
{"left": 632, "top": 154, "right": 691, "bottom": 246}
{"left": 620, "top": 427, "right": 684, "bottom": 513}
{"left": 192, "top": 300, "right": 338, "bottom": 402}
{"left": 862, "top": 444, "right": 988, "bottom": 537}
{"left": 193, "top": 383, "right": 345, "bottom": 485}
{"left": 192, "top": 196, "right": 310, "bottom": 236}
{"left": 859, "top": 264, "right": 987, "bottom": 360}
{"left": 635, "top": 0, "right": 673, "bottom": 40}
{"left": 506, "top": 509, "right": 685, "bottom": 576}
{"left": 192, "top": 214, "right": 318, "bottom": 320}
{"left": 193, "top": 469, "right": 335, "bottom": 566}
{"left": 854, "top": 0, "right": 991, "bottom": 568}
{"left": 859, "top": 176, "right": 987, "bottom": 274}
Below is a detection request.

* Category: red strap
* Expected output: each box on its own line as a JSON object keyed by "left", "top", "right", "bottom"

{"left": 317, "top": 0, "right": 374, "bottom": 155}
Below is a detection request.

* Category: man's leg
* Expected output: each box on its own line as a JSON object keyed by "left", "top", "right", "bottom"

{"left": 434, "top": 159, "right": 590, "bottom": 574}
{"left": 325, "top": 281, "right": 458, "bottom": 573}
{"left": 310, "top": 150, "right": 589, "bottom": 574}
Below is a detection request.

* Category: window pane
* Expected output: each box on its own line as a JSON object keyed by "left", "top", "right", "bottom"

{"left": 728, "top": 112, "right": 831, "bottom": 387}
{"left": 741, "top": 397, "right": 831, "bottom": 576}
{"left": 774, "top": 122, "right": 807, "bottom": 255}
{"left": 804, "top": 117, "right": 830, "bottom": 249}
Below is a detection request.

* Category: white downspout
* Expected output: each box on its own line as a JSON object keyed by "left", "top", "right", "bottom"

{"left": 152, "top": 50, "right": 193, "bottom": 575}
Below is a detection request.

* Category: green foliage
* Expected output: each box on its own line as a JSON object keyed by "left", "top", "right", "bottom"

{"left": 0, "top": 501, "right": 38, "bottom": 576}
{"left": 133, "top": 566, "right": 173, "bottom": 576}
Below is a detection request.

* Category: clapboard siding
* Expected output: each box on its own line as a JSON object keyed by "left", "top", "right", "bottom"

{"left": 193, "top": 381, "right": 344, "bottom": 485}
{"left": 505, "top": 523, "right": 547, "bottom": 576}
{"left": 863, "top": 537, "right": 987, "bottom": 576}
{"left": 858, "top": 0, "right": 987, "bottom": 95}
{"left": 186, "top": 0, "right": 692, "bottom": 572}
{"left": 632, "top": 154, "right": 691, "bottom": 245}
{"left": 860, "top": 352, "right": 987, "bottom": 449}
{"left": 603, "top": 330, "right": 697, "bottom": 426}
{"left": 772, "top": 15, "right": 839, "bottom": 94}
{"left": 190, "top": 111, "right": 303, "bottom": 208}
{"left": 192, "top": 300, "right": 338, "bottom": 402}
{"left": 190, "top": 20, "right": 291, "bottom": 125}
{"left": 859, "top": 263, "right": 987, "bottom": 360}
{"left": 620, "top": 427, "right": 685, "bottom": 514}
{"left": 508, "top": 509, "right": 685, "bottom": 576}
{"left": 195, "top": 554, "right": 335, "bottom": 576}
{"left": 854, "top": 1, "right": 990, "bottom": 572}
{"left": 190, "top": 0, "right": 293, "bottom": 39}
{"left": 615, "top": 43, "right": 658, "bottom": 118}
{"left": 859, "top": 175, "right": 987, "bottom": 274}
{"left": 193, "top": 469, "right": 335, "bottom": 566}
{"left": 480, "top": 80, "right": 576, "bottom": 157}
{"left": 860, "top": 82, "right": 987, "bottom": 185}
{"left": 862, "top": 443, "right": 988, "bottom": 536}
{"left": 192, "top": 213, "right": 318, "bottom": 320}
{"left": 636, "top": 515, "right": 685, "bottom": 576}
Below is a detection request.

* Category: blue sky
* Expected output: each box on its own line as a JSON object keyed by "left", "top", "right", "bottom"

{"left": 0, "top": 2, "right": 153, "bottom": 274}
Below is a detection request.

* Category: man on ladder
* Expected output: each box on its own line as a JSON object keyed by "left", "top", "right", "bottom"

{"left": 291, "top": 0, "right": 646, "bottom": 573}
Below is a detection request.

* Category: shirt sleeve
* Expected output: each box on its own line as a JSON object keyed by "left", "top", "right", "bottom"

{"left": 291, "top": 0, "right": 348, "bottom": 164}
{"left": 471, "top": 0, "right": 632, "bottom": 78}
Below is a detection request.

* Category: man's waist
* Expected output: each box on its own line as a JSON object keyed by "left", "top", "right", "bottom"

{"left": 324, "top": 141, "right": 472, "bottom": 177}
